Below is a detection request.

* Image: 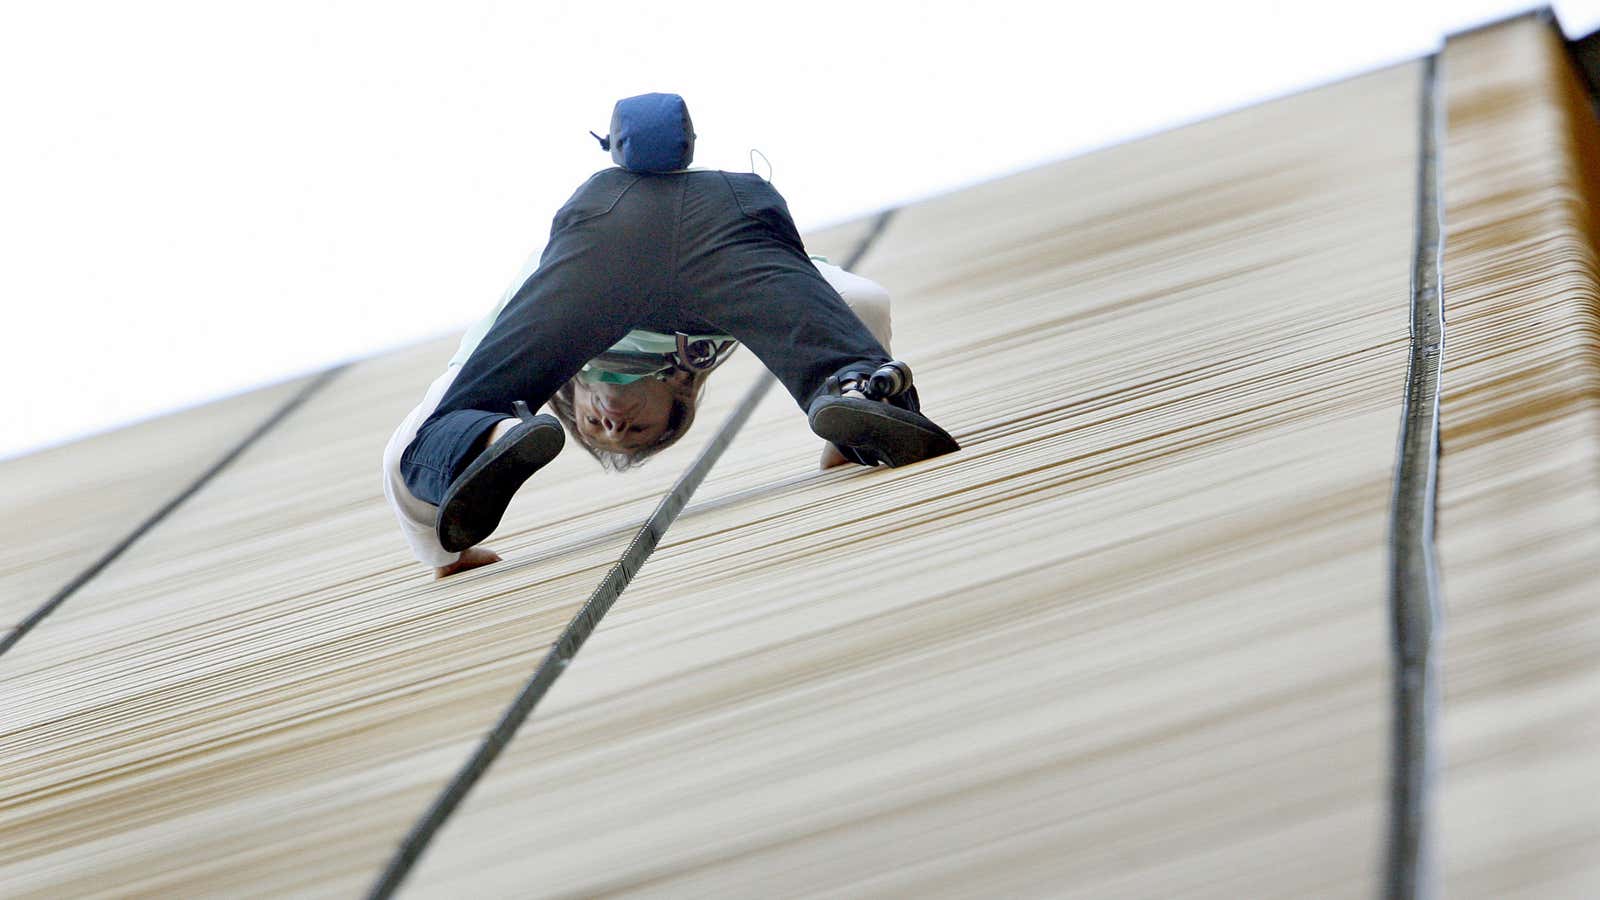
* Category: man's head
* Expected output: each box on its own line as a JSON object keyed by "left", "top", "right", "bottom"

{"left": 548, "top": 370, "right": 706, "bottom": 471}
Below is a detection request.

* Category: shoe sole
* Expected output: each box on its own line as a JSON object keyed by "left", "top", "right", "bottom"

{"left": 809, "top": 397, "right": 959, "bottom": 467}
{"left": 436, "top": 416, "right": 565, "bottom": 552}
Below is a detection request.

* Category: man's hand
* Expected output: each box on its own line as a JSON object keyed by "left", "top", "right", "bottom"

{"left": 820, "top": 385, "right": 874, "bottom": 469}
{"left": 820, "top": 443, "right": 852, "bottom": 469}
{"left": 434, "top": 546, "right": 502, "bottom": 579}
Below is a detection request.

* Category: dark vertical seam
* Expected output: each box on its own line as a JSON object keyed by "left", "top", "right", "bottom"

{"left": 1385, "top": 53, "right": 1446, "bottom": 900}
{"left": 366, "top": 208, "right": 897, "bottom": 899}
{"left": 0, "top": 365, "right": 348, "bottom": 659}
{"left": 669, "top": 174, "right": 687, "bottom": 310}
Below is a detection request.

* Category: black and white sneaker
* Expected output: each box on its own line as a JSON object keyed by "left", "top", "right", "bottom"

{"left": 807, "top": 393, "right": 959, "bottom": 468}
{"left": 435, "top": 401, "right": 564, "bottom": 552}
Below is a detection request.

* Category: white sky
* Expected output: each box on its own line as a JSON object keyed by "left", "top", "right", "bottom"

{"left": 4, "top": 1, "right": 1599, "bottom": 460}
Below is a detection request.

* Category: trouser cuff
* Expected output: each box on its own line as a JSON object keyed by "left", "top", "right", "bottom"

{"left": 400, "top": 408, "right": 509, "bottom": 506}
{"left": 808, "top": 361, "right": 921, "bottom": 414}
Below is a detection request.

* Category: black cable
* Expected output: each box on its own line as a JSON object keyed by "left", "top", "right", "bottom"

{"left": 0, "top": 366, "right": 347, "bottom": 660}
{"left": 1384, "top": 53, "right": 1446, "bottom": 900}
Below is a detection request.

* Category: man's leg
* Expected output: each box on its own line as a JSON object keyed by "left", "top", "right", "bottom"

{"left": 677, "top": 173, "right": 904, "bottom": 409}
{"left": 677, "top": 175, "right": 956, "bottom": 465}
{"left": 691, "top": 249, "right": 956, "bottom": 467}
{"left": 401, "top": 192, "right": 671, "bottom": 504}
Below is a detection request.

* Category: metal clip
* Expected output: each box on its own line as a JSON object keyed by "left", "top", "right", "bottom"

{"left": 674, "top": 333, "right": 734, "bottom": 372}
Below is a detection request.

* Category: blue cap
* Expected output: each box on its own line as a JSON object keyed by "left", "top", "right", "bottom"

{"left": 592, "top": 93, "right": 696, "bottom": 173}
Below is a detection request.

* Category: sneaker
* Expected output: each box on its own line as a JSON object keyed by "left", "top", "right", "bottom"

{"left": 435, "top": 401, "right": 564, "bottom": 552}
{"left": 807, "top": 393, "right": 959, "bottom": 468}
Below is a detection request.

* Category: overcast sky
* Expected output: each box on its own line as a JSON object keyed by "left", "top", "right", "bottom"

{"left": 4, "top": 1, "right": 1599, "bottom": 460}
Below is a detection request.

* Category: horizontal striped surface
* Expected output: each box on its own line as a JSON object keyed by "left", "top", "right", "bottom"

{"left": 0, "top": 375, "right": 315, "bottom": 634}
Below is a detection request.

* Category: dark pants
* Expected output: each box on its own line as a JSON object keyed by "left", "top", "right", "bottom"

{"left": 400, "top": 168, "right": 894, "bottom": 505}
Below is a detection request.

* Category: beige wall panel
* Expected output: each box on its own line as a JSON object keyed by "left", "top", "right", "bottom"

{"left": 0, "top": 376, "right": 314, "bottom": 633}
{"left": 0, "top": 329, "right": 776, "bottom": 896}
{"left": 1438, "top": 18, "right": 1600, "bottom": 898}
{"left": 408, "top": 64, "right": 1422, "bottom": 897}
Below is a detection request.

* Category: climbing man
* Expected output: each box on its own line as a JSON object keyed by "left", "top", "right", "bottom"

{"left": 381, "top": 93, "right": 959, "bottom": 578}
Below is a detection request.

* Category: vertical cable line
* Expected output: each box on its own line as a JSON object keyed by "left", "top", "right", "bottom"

{"left": 0, "top": 365, "right": 347, "bottom": 659}
{"left": 367, "top": 209, "right": 898, "bottom": 899}
{"left": 1385, "top": 54, "right": 1445, "bottom": 900}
